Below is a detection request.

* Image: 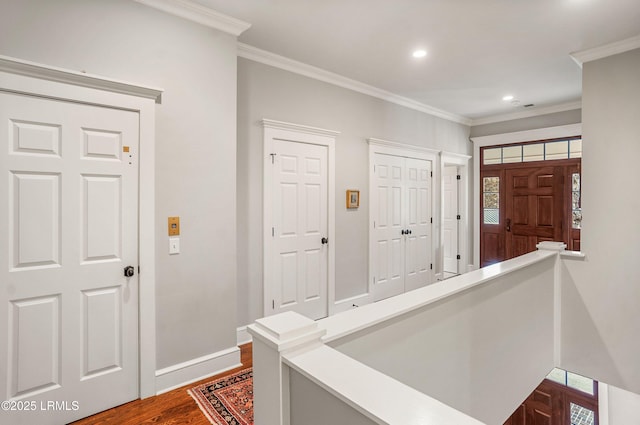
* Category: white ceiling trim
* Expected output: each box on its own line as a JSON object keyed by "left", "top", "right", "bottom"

{"left": 0, "top": 54, "right": 164, "bottom": 103}
{"left": 239, "top": 43, "right": 472, "bottom": 126}
{"left": 470, "top": 101, "right": 582, "bottom": 127}
{"left": 134, "top": 0, "right": 251, "bottom": 36}
{"left": 570, "top": 34, "right": 640, "bottom": 68}
{"left": 470, "top": 123, "right": 582, "bottom": 146}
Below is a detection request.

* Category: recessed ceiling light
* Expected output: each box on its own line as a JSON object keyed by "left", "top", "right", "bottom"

{"left": 502, "top": 95, "right": 514, "bottom": 101}
{"left": 412, "top": 49, "right": 427, "bottom": 58}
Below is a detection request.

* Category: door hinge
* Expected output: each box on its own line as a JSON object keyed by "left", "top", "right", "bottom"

{"left": 430, "top": 263, "right": 433, "bottom": 270}
{"left": 138, "top": 266, "right": 141, "bottom": 274}
{"left": 457, "top": 254, "right": 461, "bottom": 260}
{"left": 272, "top": 300, "right": 275, "bottom": 309}
{"left": 457, "top": 174, "right": 461, "bottom": 180}
{"left": 272, "top": 227, "right": 275, "bottom": 237}
{"left": 430, "top": 171, "right": 433, "bottom": 177}
{"left": 430, "top": 217, "right": 433, "bottom": 224}
{"left": 457, "top": 214, "right": 461, "bottom": 220}
{"left": 270, "top": 153, "right": 276, "bottom": 164}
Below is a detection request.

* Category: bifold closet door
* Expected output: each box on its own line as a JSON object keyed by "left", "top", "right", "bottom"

{"left": 371, "top": 153, "right": 432, "bottom": 301}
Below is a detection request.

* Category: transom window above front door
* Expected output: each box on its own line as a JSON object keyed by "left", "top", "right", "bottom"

{"left": 483, "top": 138, "right": 582, "bottom": 165}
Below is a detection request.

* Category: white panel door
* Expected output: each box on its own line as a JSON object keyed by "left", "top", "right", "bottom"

{"left": 404, "top": 158, "right": 432, "bottom": 291}
{"left": 372, "top": 154, "right": 406, "bottom": 301}
{"left": 0, "top": 92, "right": 139, "bottom": 424}
{"left": 269, "top": 139, "right": 328, "bottom": 320}
{"left": 443, "top": 165, "right": 459, "bottom": 274}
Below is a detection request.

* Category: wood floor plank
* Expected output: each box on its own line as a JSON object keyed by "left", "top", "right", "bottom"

{"left": 70, "top": 343, "right": 252, "bottom": 425}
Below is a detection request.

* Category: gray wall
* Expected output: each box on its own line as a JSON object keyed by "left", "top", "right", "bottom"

{"left": 0, "top": 0, "right": 238, "bottom": 369}
{"left": 330, "top": 256, "right": 555, "bottom": 424}
{"left": 237, "top": 58, "right": 471, "bottom": 326}
{"left": 470, "top": 109, "right": 582, "bottom": 138}
{"left": 560, "top": 48, "right": 640, "bottom": 394}
{"left": 290, "top": 369, "right": 378, "bottom": 425}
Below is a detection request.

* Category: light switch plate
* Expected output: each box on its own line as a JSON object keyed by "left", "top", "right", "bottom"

{"left": 169, "top": 237, "right": 180, "bottom": 255}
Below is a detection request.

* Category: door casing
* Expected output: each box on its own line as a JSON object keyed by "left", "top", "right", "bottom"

{"left": 262, "top": 119, "right": 336, "bottom": 318}
{"left": 368, "top": 138, "right": 438, "bottom": 300}
{"left": 471, "top": 124, "right": 583, "bottom": 269}
{"left": 0, "top": 56, "right": 160, "bottom": 399}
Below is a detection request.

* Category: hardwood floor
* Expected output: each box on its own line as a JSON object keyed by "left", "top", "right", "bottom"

{"left": 70, "top": 343, "right": 252, "bottom": 425}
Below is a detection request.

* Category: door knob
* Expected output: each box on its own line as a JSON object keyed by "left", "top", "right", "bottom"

{"left": 506, "top": 218, "right": 511, "bottom": 232}
{"left": 124, "top": 266, "right": 135, "bottom": 277}
{"left": 321, "top": 237, "right": 328, "bottom": 245}
{"left": 401, "top": 229, "right": 406, "bottom": 235}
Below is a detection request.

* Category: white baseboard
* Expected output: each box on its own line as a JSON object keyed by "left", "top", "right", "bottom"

{"left": 155, "top": 346, "right": 241, "bottom": 394}
{"left": 467, "top": 264, "right": 477, "bottom": 272}
{"left": 331, "top": 293, "right": 372, "bottom": 315}
{"left": 237, "top": 325, "right": 252, "bottom": 345}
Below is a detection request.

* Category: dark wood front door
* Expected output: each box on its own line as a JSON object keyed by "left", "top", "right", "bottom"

{"left": 504, "top": 378, "right": 598, "bottom": 425}
{"left": 505, "top": 166, "right": 564, "bottom": 258}
{"left": 480, "top": 159, "right": 581, "bottom": 267}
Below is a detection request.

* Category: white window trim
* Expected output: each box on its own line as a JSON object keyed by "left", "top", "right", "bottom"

{"left": 470, "top": 123, "right": 582, "bottom": 269}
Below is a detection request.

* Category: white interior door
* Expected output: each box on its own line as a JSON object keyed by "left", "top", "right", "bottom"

{"left": 0, "top": 92, "right": 139, "bottom": 424}
{"left": 443, "top": 165, "right": 459, "bottom": 275}
{"left": 268, "top": 139, "right": 328, "bottom": 320}
{"left": 372, "top": 154, "right": 405, "bottom": 301}
{"left": 404, "top": 158, "right": 432, "bottom": 291}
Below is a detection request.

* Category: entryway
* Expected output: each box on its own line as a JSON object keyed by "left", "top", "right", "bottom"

{"left": 505, "top": 368, "right": 598, "bottom": 425}
{"left": 480, "top": 138, "right": 582, "bottom": 267}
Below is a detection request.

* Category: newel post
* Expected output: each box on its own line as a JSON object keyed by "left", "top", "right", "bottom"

{"left": 247, "top": 311, "right": 326, "bottom": 425}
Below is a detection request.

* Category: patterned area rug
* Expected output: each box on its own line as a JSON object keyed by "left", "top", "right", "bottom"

{"left": 188, "top": 368, "right": 253, "bottom": 425}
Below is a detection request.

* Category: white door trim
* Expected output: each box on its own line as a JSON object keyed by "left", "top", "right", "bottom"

{"left": 440, "top": 152, "right": 470, "bottom": 278}
{"left": 262, "top": 119, "right": 337, "bottom": 317}
{"left": 367, "top": 138, "right": 438, "bottom": 298}
{"left": 470, "top": 123, "right": 582, "bottom": 270}
{"left": 0, "top": 56, "right": 161, "bottom": 399}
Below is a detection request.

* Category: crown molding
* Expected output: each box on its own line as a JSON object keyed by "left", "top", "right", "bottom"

{"left": 570, "top": 34, "right": 640, "bottom": 67}
{"left": 262, "top": 118, "right": 340, "bottom": 138}
{"left": 470, "top": 123, "right": 582, "bottom": 147}
{"left": 0, "top": 55, "right": 164, "bottom": 103}
{"left": 239, "top": 43, "right": 472, "bottom": 126}
{"left": 367, "top": 138, "right": 440, "bottom": 156}
{"left": 134, "top": 0, "right": 251, "bottom": 36}
{"left": 470, "top": 101, "right": 582, "bottom": 127}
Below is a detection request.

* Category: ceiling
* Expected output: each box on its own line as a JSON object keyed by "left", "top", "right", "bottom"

{"left": 196, "top": 0, "right": 640, "bottom": 124}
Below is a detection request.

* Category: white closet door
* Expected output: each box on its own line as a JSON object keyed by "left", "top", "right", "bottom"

{"left": 404, "top": 158, "right": 432, "bottom": 291}
{"left": 372, "top": 153, "right": 405, "bottom": 301}
{"left": 269, "top": 139, "right": 328, "bottom": 320}
{"left": 443, "top": 165, "right": 460, "bottom": 274}
{"left": 0, "top": 92, "right": 139, "bottom": 424}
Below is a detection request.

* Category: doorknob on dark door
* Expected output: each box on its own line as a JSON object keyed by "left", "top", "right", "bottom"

{"left": 506, "top": 218, "right": 511, "bottom": 232}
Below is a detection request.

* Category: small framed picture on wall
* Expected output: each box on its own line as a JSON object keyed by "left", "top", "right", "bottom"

{"left": 346, "top": 190, "right": 360, "bottom": 209}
